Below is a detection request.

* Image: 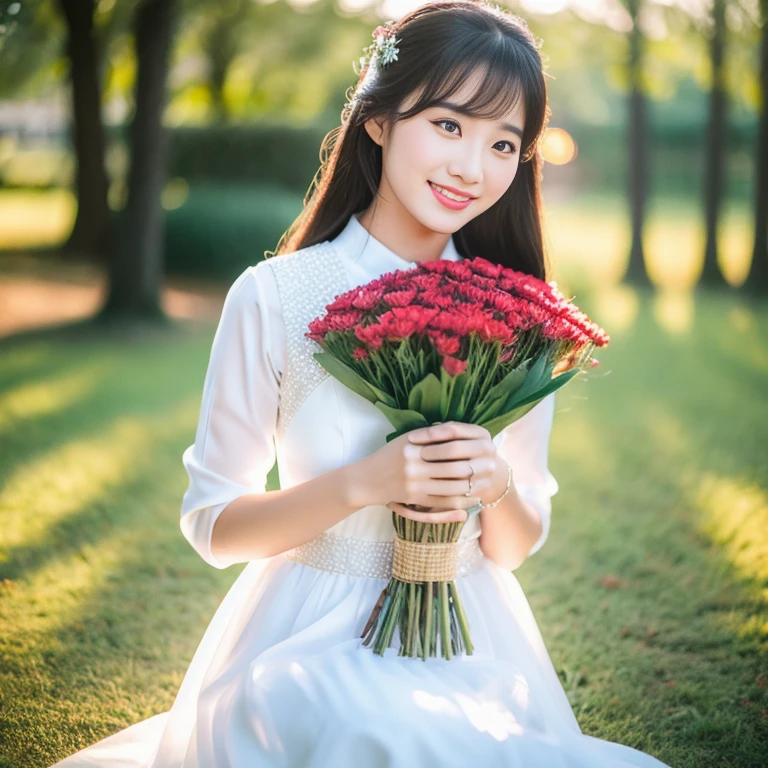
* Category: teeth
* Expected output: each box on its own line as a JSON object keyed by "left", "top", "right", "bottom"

{"left": 430, "top": 182, "right": 471, "bottom": 202}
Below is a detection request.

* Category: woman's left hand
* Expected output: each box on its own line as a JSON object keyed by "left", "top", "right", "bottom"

{"left": 385, "top": 421, "right": 510, "bottom": 524}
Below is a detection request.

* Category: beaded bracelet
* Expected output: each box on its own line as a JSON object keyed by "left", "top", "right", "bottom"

{"left": 484, "top": 464, "right": 513, "bottom": 509}
{"left": 466, "top": 465, "right": 513, "bottom": 517}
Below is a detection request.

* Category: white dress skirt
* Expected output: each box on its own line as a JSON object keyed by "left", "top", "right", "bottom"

{"left": 51, "top": 215, "right": 673, "bottom": 767}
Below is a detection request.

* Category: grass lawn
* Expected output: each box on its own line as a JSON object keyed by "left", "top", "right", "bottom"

{"left": 0, "top": 285, "right": 765, "bottom": 767}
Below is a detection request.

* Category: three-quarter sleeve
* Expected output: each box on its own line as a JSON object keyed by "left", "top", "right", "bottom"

{"left": 180, "top": 260, "right": 284, "bottom": 569}
{"left": 492, "top": 392, "right": 559, "bottom": 558}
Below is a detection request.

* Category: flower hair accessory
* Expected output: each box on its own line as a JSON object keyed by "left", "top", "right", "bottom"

{"left": 359, "top": 21, "right": 400, "bottom": 70}
{"left": 343, "top": 21, "right": 400, "bottom": 120}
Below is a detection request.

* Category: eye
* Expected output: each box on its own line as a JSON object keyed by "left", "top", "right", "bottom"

{"left": 432, "top": 119, "right": 517, "bottom": 155}
{"left": 494, "top": 140, "right": 518, "bottom": 155}
{"left": 433, "top": 118, "right": 460, "bottom": 135}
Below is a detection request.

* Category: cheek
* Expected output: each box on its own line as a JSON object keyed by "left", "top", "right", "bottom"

{"left": 390, "top": 125, "right": 443, "bottom": 174}
{"left": 486, "top": 159, "right": 520, "bottom": 200}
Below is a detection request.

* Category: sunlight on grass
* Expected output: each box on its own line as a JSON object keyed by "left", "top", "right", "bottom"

{"left": 546, "top": 196, "right": 629, "bottom": 286}
{"left": 0, "top": 398, "right": 199, "bottom": 554}
{"left": 652, "top": 290, "right": 695, "bottom": 336}
{"left": 719, "top": 205, "right": 753, "bottom": 286}
{"left": 0, "top": 190, "right": 75, "bottom": 249}
{"left": 0, "top": 363, "right": 108, "bottom": 434}
{"left": 552, "top": 404, "right": 619, "bottom": 485}
{"left": 733, "top": 613, "right": 768, "bottom": 645}
{"left": 546, "top": 195, "right": 753, "bottom": 292}
{"left": 6, "top": 540, "right": 121, "bottom": 639}
{"left": 644, "top": 202, "right": 753, "bottom": 290}
{"left": 694, "top": 474, "right": 768, "bottom": 587}
{"left": 591, "top": 284, "right": 640, "bottom": 333}
{"left": 645, "top": 213, "right": 705, "bottom": 290}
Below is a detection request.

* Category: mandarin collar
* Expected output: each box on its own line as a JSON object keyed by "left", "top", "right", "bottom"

{"left": 331, "top": 212, "right": 463, "bottom": 273}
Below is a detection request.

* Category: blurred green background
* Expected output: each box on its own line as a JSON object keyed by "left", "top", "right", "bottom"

{"left": 0, "top": 0, "right": 766, "bottom": 766}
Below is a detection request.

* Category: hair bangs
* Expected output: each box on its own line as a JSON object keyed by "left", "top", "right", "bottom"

{"left": 397, "top": 43, "right": 525, "bottom": 126}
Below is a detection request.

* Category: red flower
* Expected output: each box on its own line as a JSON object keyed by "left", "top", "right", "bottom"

{"left": 354, "top": 324, "right": 386, "bottom": 349}
{"left": 469, "top": 274, "right": 498, "bottom": 291}
{"left": 307, "top": 254, "right": 610, "bottom": 379}
{"left": 325, "top": 309, "right": 364, "bottom": 332}
{"left": 443, "top": 261, "right": 474, "bottom": 281}
{"left": 442, "top": 355, "right": 468, "bottom": 376}
{"left": 326, "top": 293, "right": 356, "bottom": 312}
{"left": 351, "top": 288, "right": 383, "bottom": 311}
{"left": 430, "top": 332, "right": 461, "bottom": 357}
{"left": 385, "top": 289, "right": 418, "bottom": 307}
{"left": 469, "top": 257, "right": 504, "bottom": 279}
{"left": 456, "top": 282, "right": 488, "bottom": 304}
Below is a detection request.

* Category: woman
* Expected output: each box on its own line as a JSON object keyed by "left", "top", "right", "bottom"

{"left": 53, "top": 2, "right": 673, "bottom": 765}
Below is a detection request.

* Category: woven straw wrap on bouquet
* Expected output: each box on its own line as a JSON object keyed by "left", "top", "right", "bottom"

{"left": 392, "top": 536, "right": 458, "bottom": 583}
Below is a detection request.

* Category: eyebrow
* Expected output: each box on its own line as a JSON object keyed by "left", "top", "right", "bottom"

{"left": 432, "top": 101, "right": 524, "bottom": 139}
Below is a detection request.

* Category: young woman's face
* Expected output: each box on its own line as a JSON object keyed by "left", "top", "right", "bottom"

{"left": 365, "top": 68, "right": 526, "bottom": 235}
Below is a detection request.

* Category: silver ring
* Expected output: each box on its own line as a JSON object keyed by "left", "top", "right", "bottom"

{"left": 465, "top": 462, "right": 474, "bottom": 496}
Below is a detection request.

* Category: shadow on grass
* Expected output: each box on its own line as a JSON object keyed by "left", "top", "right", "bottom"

{"left": 0, "top": 316, "right": 214, "bottom": 477}
{"left": 0, "top": 316, "right": 237, "bottom": 767}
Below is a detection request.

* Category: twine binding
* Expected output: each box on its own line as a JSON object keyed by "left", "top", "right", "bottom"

{"left": 391, "top": 535, "right": 459, "bottom": 583}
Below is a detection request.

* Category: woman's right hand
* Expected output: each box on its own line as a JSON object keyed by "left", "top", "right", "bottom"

{"left": 349, "top": 431, "right": 480, "bottom": 524}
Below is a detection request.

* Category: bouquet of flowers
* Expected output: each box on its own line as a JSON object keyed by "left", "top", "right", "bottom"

{"left": 306, "top": 256, "right": 610, "bottom": 660}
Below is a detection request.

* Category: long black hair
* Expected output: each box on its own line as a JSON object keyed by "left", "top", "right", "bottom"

{"left": 270, "top": 0, "right": 553, "bottom": 280}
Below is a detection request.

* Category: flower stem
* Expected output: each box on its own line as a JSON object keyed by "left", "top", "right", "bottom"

{"left": 450, "top": 580, "right": 474, "bottom": 655}
{"left": 423, "top": 582, "right": 433, "bottom": 660}
{"left": 439, "top": 581, "right": 452, "bottom": 660}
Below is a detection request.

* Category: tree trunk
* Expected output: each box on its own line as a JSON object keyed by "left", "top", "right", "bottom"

{"left": 700, "top": 0, "right": 729, "bottom": 288}
{"left": 205, "top": 0, "right": 247, "bottom": 123}
{"left": 624, "top": 0, "right": 653, "bottom": 287}
{"left": 742, "top": 3, "right": 768, "bottom": 296}
{"left": 100, "top": 0, "right": 176, "bottom": 319}
{"left": 208, "top": 19, "right": 232, "bottom": 122}
{"left": 58, "top": 0, "right": 112, "bottom": 261}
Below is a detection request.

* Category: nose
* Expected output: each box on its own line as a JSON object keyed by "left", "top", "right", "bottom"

{"left": 447, "top": 140, "right": 484, "bottom": 185}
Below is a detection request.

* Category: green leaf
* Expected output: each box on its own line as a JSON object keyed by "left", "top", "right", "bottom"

{"left": 471, "top": 360, "right": 531, "bottom": 422}
{"left": 407, "top": 373, "right": 442, "bottom": 423}
{"left": 513, "top": 367, "right": 580, "bottom": 410}
{"left": 440, "top": 366, "right": 471, "bottom": 421}
{"left": 375, "top": 402, "right": 430, "bottom": 440}
{"left": 313, "top": 352, "right": 396, "bottom": 407}
{"left": 503, "top": 354, "right": 552, "bottom": 410}
{"left": 470, "top": 394, "right": 507, "bottom": 425}
{"left": 481, "top": 368, "right": 581, "bottom": 438}
{"left": 481, "top": 401, "right": 541, "bottom": 438}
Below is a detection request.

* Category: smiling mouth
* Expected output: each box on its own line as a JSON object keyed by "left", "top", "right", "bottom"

{"left": 428, "top": 181, "right": 476, "bottom": 202}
